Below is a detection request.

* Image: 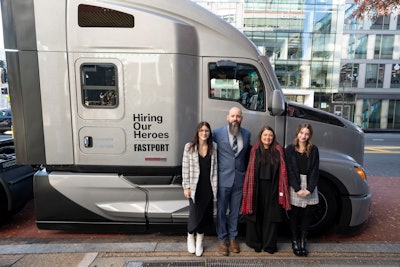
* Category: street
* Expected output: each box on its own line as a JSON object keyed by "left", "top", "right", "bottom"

{"left": 364, "top": 133, "right": 400, "bottom": 177}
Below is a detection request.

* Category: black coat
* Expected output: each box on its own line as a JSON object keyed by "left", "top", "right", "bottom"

{"left": 285, "top": 144, "right": 319, "bottom": 193}
{"left": 245, "top": 147, "right": 283, "bottom": 223}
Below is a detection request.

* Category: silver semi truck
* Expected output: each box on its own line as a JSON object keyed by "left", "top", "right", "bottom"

{"left": 1, "top": 0, "right": 370, "bottom": 233}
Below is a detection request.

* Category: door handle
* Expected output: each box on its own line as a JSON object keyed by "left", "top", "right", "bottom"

{"left": 84, "top": 136, "right": 93, "bottom": 148}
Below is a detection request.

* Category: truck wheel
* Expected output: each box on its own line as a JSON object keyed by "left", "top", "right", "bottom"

{"left": 309, "top": 180, "right": 338, "bottom": 234}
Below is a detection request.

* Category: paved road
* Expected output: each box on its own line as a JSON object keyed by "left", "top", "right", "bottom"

{"left": 364, "top": 133, "right": 400, "bottom": 177}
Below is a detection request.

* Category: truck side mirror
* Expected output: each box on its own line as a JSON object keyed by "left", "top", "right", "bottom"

{"left": 270, "top": 90, "right": 286, "bottom": 115}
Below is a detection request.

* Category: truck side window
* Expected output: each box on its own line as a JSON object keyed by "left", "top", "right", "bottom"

{"left": 81, "top": 64, "right": 118, "bottom": 108}
{"left": 209, "top": 62, "right": 265, "bottom": 111}
{"left": 78, "top": 4, "right": 134, "bottom": 28}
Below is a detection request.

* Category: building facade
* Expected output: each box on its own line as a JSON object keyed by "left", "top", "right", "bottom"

{"left": 193, "top": 0, "right": 400, "bottom": 130}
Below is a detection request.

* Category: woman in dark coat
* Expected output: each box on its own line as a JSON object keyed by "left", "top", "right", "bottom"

{"left": 241, "top": 126, "right": 290, "bottom": 254}
{"left": 285, "top": 123, "right": 319, "bottom": 257}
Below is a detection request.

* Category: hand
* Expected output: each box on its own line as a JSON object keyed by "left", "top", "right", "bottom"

{"left": 297, "top": 189, "right": 310, "bottom": 198}
{"left": 184, "top": 189, "right": 191, "bottom": 199}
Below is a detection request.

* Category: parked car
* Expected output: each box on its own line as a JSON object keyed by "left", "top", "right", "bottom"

{"left": 0, "top": 108, "right": 12, "bottom": 134}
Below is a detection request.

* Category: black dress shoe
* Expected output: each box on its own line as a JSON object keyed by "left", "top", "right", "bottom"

{"left": 254, "top": 248, "right": 262, "bottom": 253}
{"left": 264, "top": 247, "right": 276, "bottom": 254}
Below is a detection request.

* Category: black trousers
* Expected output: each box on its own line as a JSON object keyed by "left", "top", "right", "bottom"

{"left": 289, "top": 205, "right": 315, "bottom": 235}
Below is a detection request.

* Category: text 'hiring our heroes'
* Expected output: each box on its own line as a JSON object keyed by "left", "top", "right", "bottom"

{"left": 133, "top": 113, "right": 169, "bottom": 152}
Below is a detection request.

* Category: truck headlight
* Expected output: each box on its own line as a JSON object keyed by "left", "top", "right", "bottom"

{"left": 354, "top": 167, "right": 366, "bottom": 180}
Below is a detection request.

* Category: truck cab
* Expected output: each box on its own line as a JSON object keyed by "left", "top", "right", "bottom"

{"left": 1, "top": 0, "right": 370, "bottom": 233}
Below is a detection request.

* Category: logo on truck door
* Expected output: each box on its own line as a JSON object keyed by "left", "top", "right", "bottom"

{"left": 132, "top": 113, "right": 169, "bottom": 152}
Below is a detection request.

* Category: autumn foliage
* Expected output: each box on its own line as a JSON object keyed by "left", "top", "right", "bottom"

{"left": 352, "top": 0, "right": 400, "bottom": 20}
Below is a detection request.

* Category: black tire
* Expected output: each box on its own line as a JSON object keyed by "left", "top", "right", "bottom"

{"left": 309, "top": 179, "right": 338, "bottom": 234}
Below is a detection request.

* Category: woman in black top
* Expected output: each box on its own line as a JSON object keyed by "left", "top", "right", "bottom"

{"left": 285, "top": 123, "right": 319, "bottom": 257}
{"left": 242, "top": 126, "right": 290, "bottom": 254}
{"left": 182, "top": 122, "right": 218, "bottom": 257}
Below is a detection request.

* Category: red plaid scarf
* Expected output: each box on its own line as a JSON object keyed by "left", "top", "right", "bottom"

{"left": 241, "top": 142, "right": 291, "bottom": 215}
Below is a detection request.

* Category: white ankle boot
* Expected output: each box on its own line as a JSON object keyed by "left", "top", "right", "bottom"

{"left": 187, "top": 233, "right": 195, "bottom": 254}
{"left": 195, "top": 233, "right": 204, "bottom": 256}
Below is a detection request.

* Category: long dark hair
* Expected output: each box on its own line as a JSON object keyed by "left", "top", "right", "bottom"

{"left": 258, "top": 125, "right": 279, "bottom": 164}
{"left": 292, "top": 123, "right": 313, "bottom": 157}
{"left": 189, "top": 121, "right": 214, "bottom": 155}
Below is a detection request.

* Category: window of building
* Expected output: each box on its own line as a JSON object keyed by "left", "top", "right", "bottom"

{"left": 245, "top": 18, "right": 268, "bottom": 28}
{"left": 391, "top": 64, "right": 400, "bottom": 88}
{"left": 374, "top": 35, "right": 394, "bottom": 59}
{"left": 388, "top": 100, "right": 400, "bottom": 129}
{"left": 311, "top": 62, "right": 329, "bottom": 88}
{"left": 344, "top": 4, "right": 363, "bottom": 30}
{"left": 246, "top": 0, "right": 303, "bottom": 12}
{"left": 340, "top": 63, "right": 359, "bottom": 88}
{"left": 286, "top": 94, "right": 305, "bottom": 104}
{"left": 365, "top": 64, "right": 384, "bottom": 88}
{"left": 81, "top": 64, "right": 118, "bottom": 107}
{"left": 78, "top": 4, "right": 134, "bottom": 28}
{"left": 313, "top": 5, "right": 334, "bottom": 34}
{"left": 370, "top": 15, "right": 390, "bottom": 30}
{"left": 275, "top": 64, "right": 301, "bottom": 87}
{"left": 209, "top": 62, "right": 265, "bottom": 111}
{"left": 398, "top": 15, "right": 400, "bottom": 30}
{"left": 346, "top": 34, "right": 355, "bottom": 59}
{"left": 254, "top": 32, "right": 301, "bottom": 61}
{"left": 354, "top": 35, "right": 367, "bottom": 59}
{"left": 312, "top": 34, "right": 334, "bottom": 60}
{"left": 362, "top": 99, "right": 381, "bottom": 129}
{"left": 209, "top": 2, "right": 238, "bottom": 24}
{"left": 287, "top": 33, "right": 303, "bottom": 60}
{"left": 244, "top": 1, "right": 268, "bottom": 11}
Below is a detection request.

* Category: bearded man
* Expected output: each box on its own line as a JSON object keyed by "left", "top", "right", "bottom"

{"left": 213, "top": 106, "right": 251, "bottom": 256}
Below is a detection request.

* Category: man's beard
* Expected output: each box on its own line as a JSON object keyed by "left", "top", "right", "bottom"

{"left": 229, "top": 122, "right": 241, "bottom": 136}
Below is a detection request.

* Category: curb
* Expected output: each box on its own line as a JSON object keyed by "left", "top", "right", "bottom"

{"left": 1, "top": 241, "right": 399, "bottom": 255}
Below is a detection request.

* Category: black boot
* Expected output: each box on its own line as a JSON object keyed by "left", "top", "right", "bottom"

{"left": 300, "top": 231, "right": 308, "bottom": 256}
{"left": 290, "top": 223, "right": 302, "bottom": 256}
{"left": 291, "top": 240, "right": 302, "bottom": 256}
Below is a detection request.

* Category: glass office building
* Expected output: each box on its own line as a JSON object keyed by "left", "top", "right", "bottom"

{"left": 193, "top": 0, "right": 400, "bottom": 130}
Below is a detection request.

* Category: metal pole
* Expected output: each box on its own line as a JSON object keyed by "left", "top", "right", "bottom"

{"left": 342, "top": 86, "right": 345, "bottom": 118}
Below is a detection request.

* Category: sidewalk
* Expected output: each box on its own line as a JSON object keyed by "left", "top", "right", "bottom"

{"left": 1, "top": 240, "right": 400, "bottom": 267}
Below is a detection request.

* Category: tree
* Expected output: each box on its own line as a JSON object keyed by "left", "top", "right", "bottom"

{"left": 352, "top": 0, "right": 400, "bottom": 21}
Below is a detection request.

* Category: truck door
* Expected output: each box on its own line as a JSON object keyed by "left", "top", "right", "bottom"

{"left": 73, "top": 59, "right": 126, "bottom": 162}
{"left": 201, "top": 57, "right": 284, "bottom": 144}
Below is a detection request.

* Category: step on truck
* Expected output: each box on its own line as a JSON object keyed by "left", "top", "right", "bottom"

{"left": 1, "top": 0, "right": 371, "bottom": 234}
